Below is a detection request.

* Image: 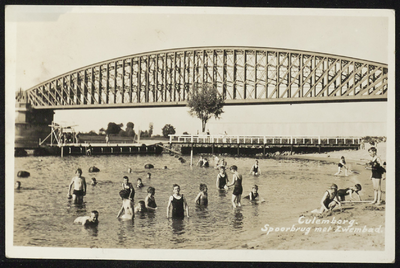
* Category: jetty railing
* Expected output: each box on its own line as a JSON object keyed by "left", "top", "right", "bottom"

{"left": 169, "top": 135, "right": 361, "bottom": 145}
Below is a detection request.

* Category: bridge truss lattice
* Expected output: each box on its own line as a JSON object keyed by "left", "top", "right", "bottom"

{"left": 24, "top": 47, "right": 388, "bottom": 109}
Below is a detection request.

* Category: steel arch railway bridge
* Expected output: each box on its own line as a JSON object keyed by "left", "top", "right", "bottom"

{"left": 22, "top": 46, "right": 388, "bottom": 110}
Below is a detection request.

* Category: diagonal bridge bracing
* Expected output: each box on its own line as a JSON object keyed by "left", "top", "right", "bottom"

{"left": 24, "top": 47, "right": 388, "bottom": 109}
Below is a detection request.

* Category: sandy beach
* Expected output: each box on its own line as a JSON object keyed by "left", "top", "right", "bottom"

{"left": 241, "top": 143, "right": 387, "bottom": 250}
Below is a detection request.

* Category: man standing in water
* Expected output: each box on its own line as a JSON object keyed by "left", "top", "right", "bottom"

{"left": 67, "top": 168, "right": 87, "bottom": 204}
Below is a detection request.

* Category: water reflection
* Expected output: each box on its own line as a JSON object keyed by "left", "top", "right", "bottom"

{"left": 84, "top": 225, "right": 98, "bottom": 237}
{"left": 231, "top": 210, "right": 243, "bottom": 229}
{"left": 171, "top": 218, "right": 186, "bottom": 235}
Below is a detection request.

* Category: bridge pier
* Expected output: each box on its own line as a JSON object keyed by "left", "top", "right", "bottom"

{"left": 15, "top": 91, "right": 54, "bottom": 149}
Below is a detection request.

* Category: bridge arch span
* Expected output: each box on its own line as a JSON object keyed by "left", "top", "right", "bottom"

{"left": 22, "top": 46, "right": 388, "bottom": 109}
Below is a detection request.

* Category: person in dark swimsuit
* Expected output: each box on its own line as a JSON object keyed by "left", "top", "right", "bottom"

{"left": 167, "top": 184, "right": 189, "bottom": 218}
{"left": 243, "top": 185, "right": 265, "bottom": 203}
{"left": 216, "top": 166, "right": 229, "bottom": 190}
{"left": 226, "top": 165, "right": 243, "bottom": 208}
{"left": 249, "top": 160, "right": 261, "bottom": 176}
{"left": 311, "top": 184, "right": 341, "bottom": 214}
{"left": 337, "top": 184, "right": 362, "bottom": 201}
{"left": 195, "top": 183, "right": 208, "bottom": 206}
{"left": 121, "top": 176, "right": 135, "bottom": 201}
{"left": 145, "top": 186, "right": 157, "bottom": 211}
{"left": 367, "top": 147, "right": 385, "bottom": 204}
{"left": 334, "top": 156, "right": 348, "bottom": 176}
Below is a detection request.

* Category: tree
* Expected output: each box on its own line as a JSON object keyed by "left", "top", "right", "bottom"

{"left": 162, "top": 124, "right": 176, "bottom": 138}
{"left": 106, "top": 122, "right": 122, "bottom": 135}
{"left": 125, "top": 122, "right": 135, "bottom": 137}
{"left": 187, "top": 83, "right": 224, "bottom": 133}
{"left": 149, "top": 122, "right": 154, "bottom": 137}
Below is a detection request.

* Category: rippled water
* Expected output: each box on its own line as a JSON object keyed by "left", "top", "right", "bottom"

{"left": 13, "top": 154, "right": 352, "bottom": 249}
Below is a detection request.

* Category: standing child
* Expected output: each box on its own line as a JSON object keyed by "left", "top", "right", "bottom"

{"left": 337, "top": 184, "right": 362, "bottom": 201}
{"left": 249, "top": 160, "right": 261, "bottom": 176}
{"left": 117, "top": 189, "right": 134, "bottom": 220}
{"left": 334, "top": 156, "right": 348, "bottom": 176}
{"left": 216, "top": 166, "right": 229, "bottom": 190}
{"left": 366, "top": 147, "right": 385, "bottom": 205}
{"left": 121, "top": 176, "right": 135, "bottom": 201}
{"left": 166, "top": 184, "right": 189, "bottom": 218}
{"left": 144, "top": 187, "right": 157, "bottom": 211}
{"left": 195, "top": 184, "right": 208, "bottom": 206}
{"left": 226, "top": 165, "right": 243, "bottom": 208}
{"left": 67, "top": 168, "right": 87, "bottom": 204}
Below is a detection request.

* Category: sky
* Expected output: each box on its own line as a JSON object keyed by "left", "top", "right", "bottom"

{"left": 6, "top": 6, "right": 393, "bottom": 136}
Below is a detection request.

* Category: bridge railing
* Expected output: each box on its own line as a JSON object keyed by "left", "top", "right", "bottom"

{"left": 169, "top": 135, "right": 361, "bottom": 145}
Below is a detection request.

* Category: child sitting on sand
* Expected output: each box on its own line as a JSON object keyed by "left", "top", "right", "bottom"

{"left": 337, "top": 184, "right": 362, "bottom": 201}
{"left": 311, "top": 184, "right": 342, "bottom": 214}
{"left": 74, "top": 211, "right": 99, "bottom": 226}
{"left": 194, "top": 183, "right": 208, "bottom": 206}
{"left": 334, "top": 156, "right": 348, "bottom": 176}
{"left": 243, "top": 185, "right": 265, "bottom": 203}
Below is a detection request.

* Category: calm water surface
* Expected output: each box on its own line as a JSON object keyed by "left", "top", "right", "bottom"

{"left": 13, "top": 154, "right": 356, "bottom": 249}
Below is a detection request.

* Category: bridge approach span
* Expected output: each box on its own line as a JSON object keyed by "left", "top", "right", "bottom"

{"left": 22, "top": 46, "right": 388, "bottom": 109}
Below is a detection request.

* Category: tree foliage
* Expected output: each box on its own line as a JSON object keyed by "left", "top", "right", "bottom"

{"left": 187, "top": 83, "right": 224, "bottom": 132}
{"left": 125, "top": 122, "right": 135, "bottom": 137}
{"left": 106, "top": 122, "right": 122, "bottom": 135}
{"left": 162, "top": 124, "right": 176, "bottom": 138}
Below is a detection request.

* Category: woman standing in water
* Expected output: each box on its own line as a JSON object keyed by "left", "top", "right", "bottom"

{"left": 226, "top": 165, "right": 243, "bottom": 208}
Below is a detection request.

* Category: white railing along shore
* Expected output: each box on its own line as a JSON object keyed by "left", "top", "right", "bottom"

{"left": 169, "top": 134, "right": 361, "bottom": 145}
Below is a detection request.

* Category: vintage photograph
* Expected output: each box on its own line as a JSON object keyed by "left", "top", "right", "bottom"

{"left": 5, "top": 6, "right": 395, "bottom": 262}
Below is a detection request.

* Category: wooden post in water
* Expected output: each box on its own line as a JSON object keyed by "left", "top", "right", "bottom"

{"left": 190, "top": 144, "right": 193, "bottom": 166}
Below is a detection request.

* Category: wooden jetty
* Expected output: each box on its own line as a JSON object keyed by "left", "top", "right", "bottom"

{"left": 168, "top": 134, "right": 361, "bottom": 156}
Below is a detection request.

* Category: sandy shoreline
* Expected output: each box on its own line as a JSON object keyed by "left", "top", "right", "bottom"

{"left": 238, "top": 143, "right": 387, "bottom": 250}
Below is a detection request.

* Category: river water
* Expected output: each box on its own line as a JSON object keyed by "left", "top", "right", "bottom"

{"left": 13, "top": 154, "right": 368, "bottom": 249}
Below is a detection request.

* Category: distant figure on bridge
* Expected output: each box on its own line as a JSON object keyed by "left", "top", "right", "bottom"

{"left": 249, "top": 160, "right": 261, "bottom": 176}
{"left": 67, "top": 168, "right": 87, "bottom": 204}
{"left": 105, "top": 134, "right": 109, "bottom": 144}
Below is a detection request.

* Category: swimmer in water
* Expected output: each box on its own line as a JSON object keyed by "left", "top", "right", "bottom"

{"left": 121, "top": 176, "right": 134, "bottom": 201}
{"left": 136, "top": 178, "right": 144, "bottom": 188}
{"left": 67, "top": 168, "right": 87, "bottom": 204}
{"left": 243, "top": 185, "right": 265, "bottom": 203}
{"left": 74, "top": 211, "right": 99, "bottom": 226}
{"left": 15, "top": 181, "right": 21, "bottom": 190}
{"left": 134, "top": 201, "right": 148, "bottom": 213}
{"left": 216, "top": 166, "right": 229, "bottom": 190}
{"left": 147, "top": 172, "right": 151, "bottom": 179}
{"left": 128, "top": 168, "right": 133, "bottom": 173}
{"left": 196, "top": 156, "right": 204, "bottom": 167}
{"left": 226, "top": 165, "right": 243, "bottom": 208}
{"left": 167, "top": 184, "right": 189, "bottom": 218}
{"left": 91, "top": 178, "right": 97, "bottom": 186}
{"left": 249, "top": 160, "right": 261, "bottom": 176}
{"left": 194, "top": 183, "right": 208, "bottom": 206}
{"left": 145, "top": 187, "right": 157, "bottom": 211}
{"left": 117, "top": 190, "right": 134, "bottom": 220}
